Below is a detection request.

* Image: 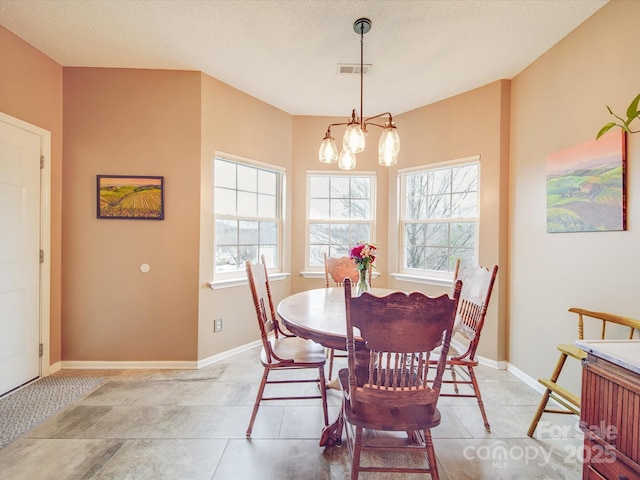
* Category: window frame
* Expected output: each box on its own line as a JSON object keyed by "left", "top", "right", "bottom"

{"left": 305, "top": 170, "right": 377, "bottom": 271}
{"left": 213, "top": 153, "right": 285, "bottom": 282}
{"left": 398, "top": 156, "right": 480, "bottom": 280}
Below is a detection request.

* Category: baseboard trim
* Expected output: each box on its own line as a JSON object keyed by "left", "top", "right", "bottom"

{"left": 196, "top": 340, "right": 262, "bottom": 369}
{"left": 449, "top": 338, "right": 508, "bottom": 371}
{"left": 61, "top": 359, "right": 199, "bottom": 370}
{"left": 48, "top": 361, "right": 62, "bottom": 374}
{"left": 506, "top": 361, "right": 547, "bottom": 395}
{"left": 59, "top": 340, "right": 262, "bottom": 371}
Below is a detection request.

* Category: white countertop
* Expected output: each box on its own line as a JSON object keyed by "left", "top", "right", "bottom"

{"left": 576, "top": 339, "right": 640, "bottom": 375}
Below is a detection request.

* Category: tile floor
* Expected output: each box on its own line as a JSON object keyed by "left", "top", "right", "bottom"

{"left": 0, "top": 347, "right": 584, "bottom": 479}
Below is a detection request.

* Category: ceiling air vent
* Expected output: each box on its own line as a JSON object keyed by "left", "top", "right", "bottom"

{"left": 337, "top": 63, "right": 372, "bottom": 75}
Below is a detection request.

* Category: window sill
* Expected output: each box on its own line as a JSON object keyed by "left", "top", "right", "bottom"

{"left": 208, "top": 272, "right": 290, "bottom": 290}
{"left": 300, "top": 271, "right": 381, "bottom": 279}
{"left": 390, "top": 273, "right": 453, "bottom": 287}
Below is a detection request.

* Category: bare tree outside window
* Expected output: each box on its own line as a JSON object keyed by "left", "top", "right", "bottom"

{"left": 308, "top": 174, "right": 375, "bottom": 268}
{"left": 401, "top": 161, "right": 478, "bottom": 274}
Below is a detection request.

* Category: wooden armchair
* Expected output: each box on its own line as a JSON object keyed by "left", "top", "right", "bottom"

{"left": 433, "top": 261, "right": 498, "bottom": 432}
{"left": 339, "top": 278, "right": 462, "bottom": 480}
{"left": 528, "top": 307, "right": 640, "bottom": 437}
{"left": 323, "top": 253, "right": 371, "bottom": 381}
{"left": 245, "top": 255, "right": 329, "bottom": 437}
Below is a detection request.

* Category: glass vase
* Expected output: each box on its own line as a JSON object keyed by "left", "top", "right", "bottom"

{"left": 354, "top": 267, "right": 370, "bottom": 297}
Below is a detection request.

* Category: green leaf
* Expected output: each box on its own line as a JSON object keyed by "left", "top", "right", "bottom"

{"left": 596, "top": 122, "right": 617, "bottom": 139}
{"left": 626, "top": 93, "right": 640, "bottom": 119}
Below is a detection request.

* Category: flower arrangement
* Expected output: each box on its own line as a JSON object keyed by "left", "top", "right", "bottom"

{"left": 349, "top": 242, "right": 377, "bottom": 296}
{"left": 349, "top": 242, "right": 378, "bottom": 271}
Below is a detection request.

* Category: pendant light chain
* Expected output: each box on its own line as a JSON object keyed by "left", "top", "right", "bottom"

{"left": 318, "top": 17, "right": 400, "bottom": 169}
{"left": 359, "top": 21, "right": 364, "bottom": 130}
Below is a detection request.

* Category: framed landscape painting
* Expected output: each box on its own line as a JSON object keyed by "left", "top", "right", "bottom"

{"left": 97, "top": 175, "right": 164, "bottom": 220}
{"left": 546, "top": 130, "right": 626, "bottom": 233}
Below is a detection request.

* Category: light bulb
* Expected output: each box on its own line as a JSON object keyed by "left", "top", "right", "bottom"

{"left": 378, "top": 124, "right": 400, "bottom": 166}
{"left": 319, "top": 135, "right": 338, "bottom": 163}
{"left": 338, "top": 149, "right": 356, "bottom": 170}
{"left": 343, "top": 124, "right": 365, "bottom": 154}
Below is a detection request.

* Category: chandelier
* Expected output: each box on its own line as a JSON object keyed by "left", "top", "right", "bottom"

{"left": 319, "top": 18, "right": 400, "bottom": 170}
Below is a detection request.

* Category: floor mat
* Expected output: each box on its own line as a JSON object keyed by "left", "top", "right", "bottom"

{"left": 0, "top": 376, "right": 104, "bottom": 449}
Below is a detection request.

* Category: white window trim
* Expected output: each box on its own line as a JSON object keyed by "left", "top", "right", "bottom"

{"left": 389, "top": 273, "right": 454, "bottom": 287}
{"left": 208, "top": 272, "right": 290, "bottom": 290}
{"left": 397, "top": 155, "right": 480, "bottom": 279}
{"left": 300, "top": 270, "right": 381, "bottom": 280}
{"left": 305, "top": 171, "right": 377, "bottom": 271}
{"left": 213, "top": 152, "right": 286, "bottom": 281}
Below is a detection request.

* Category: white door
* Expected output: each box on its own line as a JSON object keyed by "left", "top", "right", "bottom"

{"left": 0, "top": 117, "right": 42, "bottom": 395}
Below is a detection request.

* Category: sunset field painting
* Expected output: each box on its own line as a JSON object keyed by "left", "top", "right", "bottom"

{"left": 97, "top": 175, "right": 164, "bottom": 220}
{"left": 546, "top": 130, "right": 625, "bottom": 233}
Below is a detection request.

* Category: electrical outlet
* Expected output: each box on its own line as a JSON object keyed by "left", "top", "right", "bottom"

{"left": 214, "top": 318, "right": 223, "bottom": 333}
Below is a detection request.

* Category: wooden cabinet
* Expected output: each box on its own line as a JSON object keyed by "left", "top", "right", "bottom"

{"left": 580, "top": 353, "right": 640, "bottom": 479}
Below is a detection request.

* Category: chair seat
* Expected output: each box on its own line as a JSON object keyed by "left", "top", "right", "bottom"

{"left": 431, "top": 343, "right": 479, "bottom": 366}
{"left": 261, "top": 335, "right": 327, "bottom": 366}
{"left": 338, "top": 368, "right": 441, "bottom": 432}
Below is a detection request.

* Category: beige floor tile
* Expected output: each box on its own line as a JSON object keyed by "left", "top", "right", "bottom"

{"left": 0, "top": 438, "right": 123, "bottom": 480}
{"left": 162, "top": 380, "right": 254, "bottom": 406}
{"left": 434, "top": 437, "right": 582, "bottom": 479}
{"left": 78, "top": 380, "right": 179, "bottom": 406}
{"left": 92, "top": 439, "right": 227, "bottom": 480}
{"left": 24, "top": 405, "right": 113, "bottom": 439}
{"left": 213, "top": 439, "right": 335, "bottom": 479}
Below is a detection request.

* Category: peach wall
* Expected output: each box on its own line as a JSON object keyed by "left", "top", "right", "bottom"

{"left": 198, "top": 73, "right": 293, "bottom": 360}
{"left": 62, "top": 68, "right": 201, "bottom": 361}
{"left": 510, "top": 0, "right": 640, "bottom": 392}
{"left": 0, "top": 26, "right": 63, "bottom": 366}
{"left": 387, "top": 81, "right": 510, "bottom": 362}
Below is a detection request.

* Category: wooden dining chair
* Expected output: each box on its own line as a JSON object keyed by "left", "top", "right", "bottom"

{"left": 323, "top": 253, "right": 363, "bottom": 381}
{"left": 324, "top": 253, "right": 361, "bottom": 288}
{"left": 245, "top": 255, "right": 329, "bottom": 437}
{"left": 432, "top": 261, "right": 498, "bottom": 432}
{"left": 339, "top": 278, "right": 462, "bottom": 480}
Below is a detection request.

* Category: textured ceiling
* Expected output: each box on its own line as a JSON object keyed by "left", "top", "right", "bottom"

{"left": 0, "top": 0, "right": 607, "bottom": 117}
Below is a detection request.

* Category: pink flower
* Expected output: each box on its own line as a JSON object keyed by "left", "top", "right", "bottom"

{"left": 350, "top": 242, "right": 378, "bottom": 270}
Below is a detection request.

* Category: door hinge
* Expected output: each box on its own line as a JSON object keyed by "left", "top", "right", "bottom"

{"left": 40, "top": 250, "right": 44, "bottom": 264}
{"left": 39, "top": 343, "right": 43, "bottom": 357}
{"left": 40, "top": 155, "right": 45, "bottom": 169}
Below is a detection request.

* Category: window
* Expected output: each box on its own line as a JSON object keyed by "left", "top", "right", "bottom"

{"left": 399, "top": 158, "right": 479, "bottom": 276}
{"left": 214, "top": 155, "right": 284, "bottom": 276}
{"left": 306, "top": 172, "right": 376, "bottom": 268}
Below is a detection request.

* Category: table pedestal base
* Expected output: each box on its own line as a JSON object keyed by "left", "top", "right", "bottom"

{"left": 320, "top": 413, "right": 343, "bottom": 447}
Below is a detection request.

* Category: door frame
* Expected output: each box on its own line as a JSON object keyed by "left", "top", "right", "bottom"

{"left": 0, "top": 111, "right": 51, "bottom": 378}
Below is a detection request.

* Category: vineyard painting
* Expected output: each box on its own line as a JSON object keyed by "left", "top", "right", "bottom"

{"left": 546, "top": 130, "right": 625, "bottom": 233}
{"left": 97, "top": 175, "right": 164, "bottom": 220}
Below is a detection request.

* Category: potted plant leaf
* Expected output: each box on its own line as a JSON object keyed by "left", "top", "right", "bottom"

{"left": 597, "top": 93, "right": 640, "bottom": 139}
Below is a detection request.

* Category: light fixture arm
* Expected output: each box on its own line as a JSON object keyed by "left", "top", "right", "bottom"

{"left": 323, "top": 121, "right": 351, "bottom": 136}
{"left": 364, "top": 112, "right": 394, "bottom": 130}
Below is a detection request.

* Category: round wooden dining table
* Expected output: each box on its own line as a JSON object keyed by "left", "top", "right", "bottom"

{"left": 276, "top": 286, "right": 394, "bottom": 447}
{"left": 276, "top": 287, "right": 394, "bottom": 351}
